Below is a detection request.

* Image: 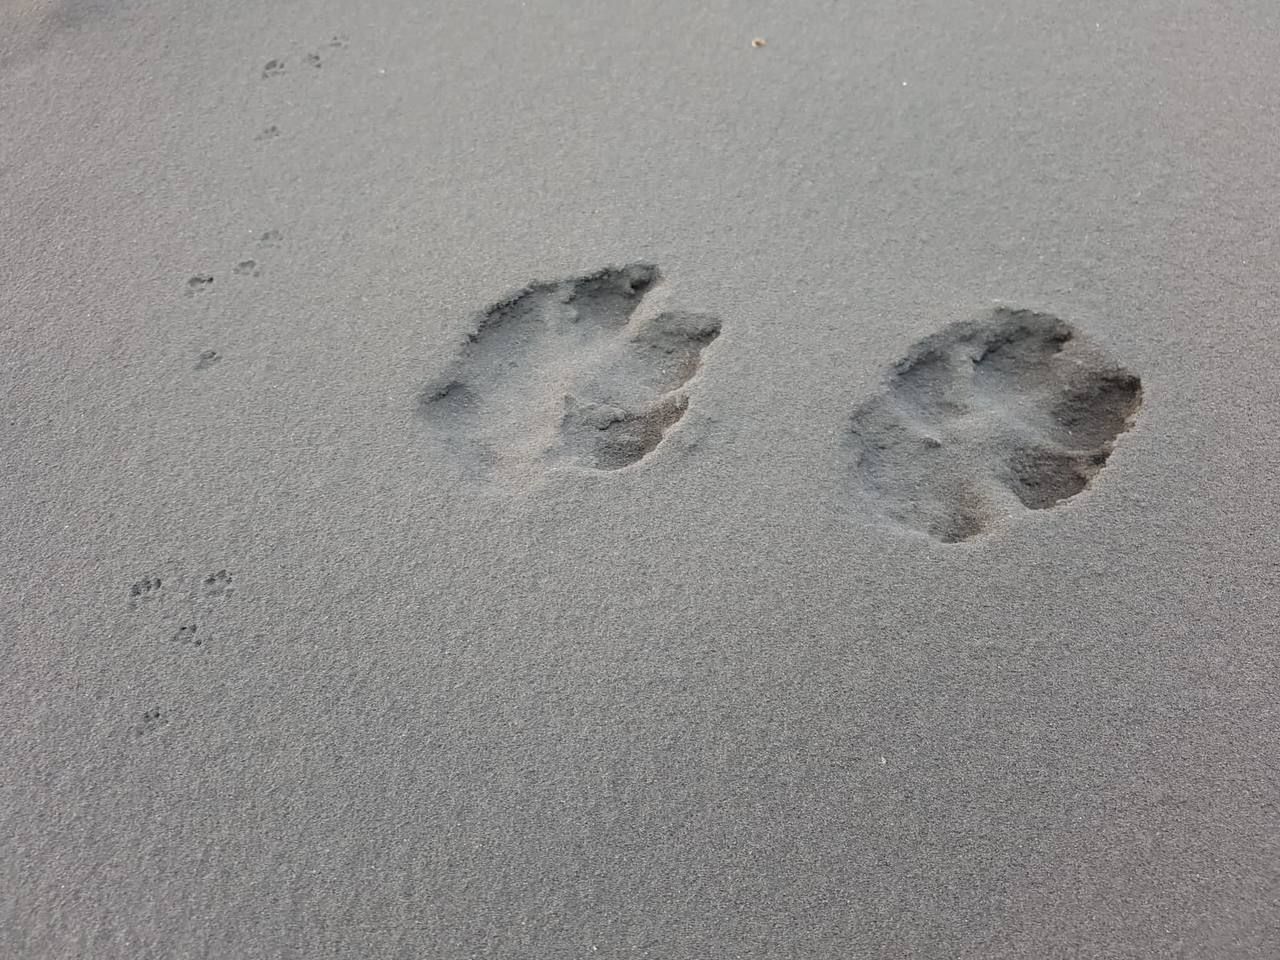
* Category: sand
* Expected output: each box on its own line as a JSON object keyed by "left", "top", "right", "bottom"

{"left": 3, "top": 1, "right": 1279, "bottom": 957}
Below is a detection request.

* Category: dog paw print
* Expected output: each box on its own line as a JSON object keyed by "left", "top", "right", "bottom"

{"left": 233, "top": 259, "right": 261, "bottom": 277}
{"left": 262, "top": 58, "right": 285, "bottom": 79}
{"left": 847, "top": 307, "right": 1142, "bottom": 542}
{"left": 420, "top": 264, "right": 720, "bottom": 477}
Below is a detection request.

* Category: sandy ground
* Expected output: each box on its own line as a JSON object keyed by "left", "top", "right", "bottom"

{"left": 3, "top": 1, "right": 1279, "bottom": 957}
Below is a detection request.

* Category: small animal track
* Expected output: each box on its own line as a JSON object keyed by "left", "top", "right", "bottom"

{"left": 128, "top": 576, "right": 163, "bottom": 609}
{"left": 185, "top": 275, "right": 213, "bottom": 295}
{"left": 233, "top": 259, "right": 260, "bottom": 277}
{"left": 195, "top": 349, "right": 220, "bottom": 370}
{"left": 258, "top": 229, "right": 283, "bottom": 247}
{"left": 262, "top": 36, "right": 344, "bottom": 81}
{"left": 420, "top": 264, "right": 720, "bottom": 476}
{"left": 201, "top": 569, "right": 234, "bottom": 598}
{"left": 847, "top": 307, "right": 1142, "bottom": 543}
{"left": 127, "top": 568, "right": 237, "bottom": 648}
{"left": 172, "top": 624, "right": 201, "bottom": 646}
{"left": 255, "top": 125, "right": 280, "bottom": 141}
{"left": 133, "top": 707, "right": 169, "bottom": 737}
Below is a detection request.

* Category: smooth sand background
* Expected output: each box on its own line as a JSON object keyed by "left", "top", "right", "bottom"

{"left": 3, "top": 1, "right": 1279, "bottom": 957}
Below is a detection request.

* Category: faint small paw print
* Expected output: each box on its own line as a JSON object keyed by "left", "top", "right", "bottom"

{"left": 186, "top": 275, "right": 214, "bottom": 296}
{"left": 134, "top": 707, "right": 169, "bottom": 737}
{"left": 202, "top": 569, "right": 234, "bottom": 598}
{"left": 172, "top": 624, "right": 201, "bottom": 646}
{"left": 233, "top": 259, "right": 261, "bottom": 277}
{"left": 128, "top": 577, "right": 163, "bottom": 609}
{"left": 262, "top": 58, "right": 285, "bottom": 79}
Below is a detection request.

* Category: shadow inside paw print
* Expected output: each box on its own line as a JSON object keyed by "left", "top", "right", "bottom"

{"left": 420, "top": 263, "right": 721, "bottom": 478}
{"left": 847, "top": 307, "right": 1142, "bottom": 542}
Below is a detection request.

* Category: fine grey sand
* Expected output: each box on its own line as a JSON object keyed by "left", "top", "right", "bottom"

{"left": 3, "top": 1, "right": 1279, "bottom": 958}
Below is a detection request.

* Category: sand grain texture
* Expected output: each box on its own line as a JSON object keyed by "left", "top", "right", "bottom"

{"left": 2, "top": 1, "right": 1279, "bottom": 958}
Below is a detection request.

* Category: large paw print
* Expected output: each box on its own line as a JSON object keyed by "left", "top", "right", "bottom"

{"left": 420, "top": 264, "right": 720, "bottom": 476}
{"left": 847, "top": 308, "right": 1142, "bottom": 542}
